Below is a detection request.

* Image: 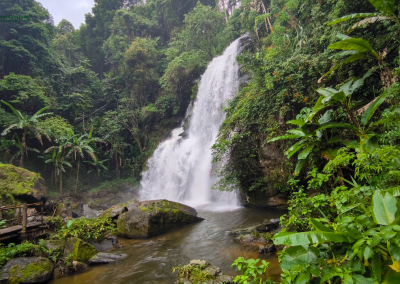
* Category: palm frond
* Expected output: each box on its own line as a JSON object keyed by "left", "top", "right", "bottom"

{"left": 1, "top": 124, "right": 18, "bottom": 136}
{"left": 347, "top": 16, "right": 390, "bottom": 33}
{"left": 1, "top": 101, "right": 24, "bottom": 120}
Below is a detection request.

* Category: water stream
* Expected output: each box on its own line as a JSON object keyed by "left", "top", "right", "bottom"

{"left": 49, "top": 208, "right": 284, "bottom": 284}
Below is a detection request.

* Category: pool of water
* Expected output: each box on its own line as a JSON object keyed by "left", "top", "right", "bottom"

{"left": 49, "top": 207, "right": 284, "bottom": 284}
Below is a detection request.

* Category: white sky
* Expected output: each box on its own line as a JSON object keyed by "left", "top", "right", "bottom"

{"left": 37, "top": 0, "right": 95, "bottom": 29}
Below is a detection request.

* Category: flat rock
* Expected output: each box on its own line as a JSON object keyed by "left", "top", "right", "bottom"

{"left": 88, "top": 253, "right": 128, "bottom": 264}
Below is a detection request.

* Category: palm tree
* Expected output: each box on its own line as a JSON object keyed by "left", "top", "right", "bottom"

{"left": 65, "top": 128, "right": 98, "bottom": 194}
{"left": 43, "top": 149, "right": 71, "bottom": 195}
{"left": 1, "top": 135, "right": 39, "bottom": 165}
{"left": 85, "top": 156, "right": 108, "bottom": 185}
{"left": 1, "top": 101, "right": 53, "bottom": 168}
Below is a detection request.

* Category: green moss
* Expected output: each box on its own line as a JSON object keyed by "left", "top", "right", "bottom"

{"left": 71, "top": 239, "right": 97, "bottom": 262}
{"left": 0, "top": 164, "right": 41, "bottom": 197}
{"left": 21, "top": 259, "right": 53, "bottom": 280}
{"left": 7, "top": 259, "right": 53, "bottom": 284}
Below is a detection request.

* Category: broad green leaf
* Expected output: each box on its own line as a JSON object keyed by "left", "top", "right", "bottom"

{"left": 310, "top": 218, "right": 333, "bottom": 232}
{"left": 382, "top": 268, "right": 400, "bottom": 283}
{"left": 287, "top": 119, "right": 305, "bottom": 126}
{"left": 294, "top": 272, "right": 310, "bottom": 284}
{"left": 343, "top": 140, "right": 360, "bottom": 149}
{"left": 328, "top": 38, "right": 380, "bottom": 60}
{"left": 285, "top": 139, "right": 307, "bottom": 157}
{"left": 273, "top": 230, "right": 353, "bottom": 246}
{"left": 390, "top": 244, "right": 400, "bottom": 262}
{"left": 365, "top": 136, "right": 380, "bottom": 153}
{"left": 318, "top": 110, "right": 332, "bottom": 124}
{"left": 353, "top": 274, "right": 378, "bottom": 284}
{"left": 317, "top": 122, "right": 358, "bottom": 131}
{"left": 372, "top": 190, "right": 398, "bottom": 225}
{"left": 386, "top": 187, "right": 400, "bottom": 197}
{"left": 351, "top": 69, "right": 374, "bottom": 93}
{"left": 280, "top": 246, "right": 318, "bottom": 270}
{"left": 298, "top": 144, "right": 315, "bottom": 160}
{"left": 368, "top": 0, "right": 395, "bottom": 15}
{"left": 361, "top": 93, "right": 388, "bottom": 126}
{"left": 287, "top": 129, "right": 307, "bottom": 136}
{"left": 330, "top": 91, "right": 347, "bottom": 103}
{"left": 370, "top": 254, "right": 382, "bottom": 282}
{"left": 294, "top": 159, "right": 307, "bottom": 176}
{"left": 268, "top": 134, "right": 302, "bottom": 142}
{"left": 327, "top": 13, "right": 380, "bottom": 26}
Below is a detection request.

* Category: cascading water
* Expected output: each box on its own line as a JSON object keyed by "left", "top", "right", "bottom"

{"left": 139, "top": 36, "right": 248, "bottom": 210}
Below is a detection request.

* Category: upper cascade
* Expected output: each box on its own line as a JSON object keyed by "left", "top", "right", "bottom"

{"left": 139, "top": 35, "right": 249, "bottom": 210}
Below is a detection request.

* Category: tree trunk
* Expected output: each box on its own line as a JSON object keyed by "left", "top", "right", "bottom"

{"left": 75, "top": 159, "right": 80, "bottom": 194}
{"left": 19, "top": 129, "right": 27, "bottom": 168}
{"left": 115, "top": 152, "right": 120, "bottom": 180}
{"left": 60, "top": 170, "right": 63, "bottom": 196}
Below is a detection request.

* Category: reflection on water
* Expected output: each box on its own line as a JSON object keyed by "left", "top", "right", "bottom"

{"left": 49, "top": 207, "right": 284, "bottom": 284}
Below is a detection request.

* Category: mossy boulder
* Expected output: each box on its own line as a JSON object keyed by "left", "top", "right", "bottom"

{"left": 0, "top": 257, "right": 54, "bottom": 284}
{"left": 98, "top": 198, "right": 139, "bottom": 219}
{"left": 174, "top": 260, "right": 233, "bottom": 284}
{"left": 0, "top": 164, "right": 48, "bottom": 204}
{"left": 116, "top": 199, "right": 204, "bottom": 239}
{"left": 63, "top": 238, "right": 97, "bottom": 262}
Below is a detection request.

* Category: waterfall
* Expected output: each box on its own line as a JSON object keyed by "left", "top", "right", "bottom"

{"left": 139, "top": 36, "right": 247, "bottom": 210}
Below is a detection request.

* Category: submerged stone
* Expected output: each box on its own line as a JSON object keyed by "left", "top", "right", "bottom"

{"left": 88, "top": 252, "right": 127, "bottom": 264}
{"left": 0, "top": 257, "right": 54, "bottom": 284}
{"left": 116, "top": 199, "right": 204, "bottom": 239}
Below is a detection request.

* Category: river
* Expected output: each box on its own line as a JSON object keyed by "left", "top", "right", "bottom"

{"left": 49, "top": 206, "right": 284, "bottom": 284}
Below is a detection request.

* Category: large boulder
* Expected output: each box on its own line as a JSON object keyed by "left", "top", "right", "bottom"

{"left": 63, "top": 238, "right": 97, "bottom": 262}
{"left": 116, "top": 199, "right": 203, "bottom": 238}
{"left": 0, "top": 257, "right": 54, "bottom": 283}
{"left": 98, "top": 198, "right": 139, "bottom": 219}
{"left": 0, "top": 164, "right": 48, "bottom": 204}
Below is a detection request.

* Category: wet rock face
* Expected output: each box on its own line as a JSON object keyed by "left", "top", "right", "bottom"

{"left": 116, "top": 199, "right": 204, "bottom": 239}
{"left": 174, "top": 260, "right": 233, "bottom": 284}
{"left": 0, "top": 257, "right": 54, "bottom": 284}
{"left": 229, "top": 218, "right": 282, "bottom": 255}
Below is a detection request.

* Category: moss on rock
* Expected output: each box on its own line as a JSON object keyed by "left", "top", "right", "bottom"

{"left": 0, "top": 164, "right": 48, "bottom": 204}
{"left": 1, "top": 257, "right": 54, "bottom": 284}
{"left": 63, "top": 238, "right": 97, "bottom": 262}
{"left": 117, "top": 199, "right": 204, "bottom": 239}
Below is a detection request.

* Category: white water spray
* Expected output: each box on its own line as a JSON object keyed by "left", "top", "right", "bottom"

{"left": 139, "top": 36, "right": 246, "bottom": 210}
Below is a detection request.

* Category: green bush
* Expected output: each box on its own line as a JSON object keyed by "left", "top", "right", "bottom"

{"left": 54, "top": 216, "right": 116, "bottom": 243}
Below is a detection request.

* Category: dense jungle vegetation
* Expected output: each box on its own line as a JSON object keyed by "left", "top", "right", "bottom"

{"left": 0, "top": 0, "right": 238, "bottom": 194}
{"left": 211, "top": 0, "right": 400, "bottom": 283}
{"left": 2, "top": 0, "right": 400, "bottom": 283}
